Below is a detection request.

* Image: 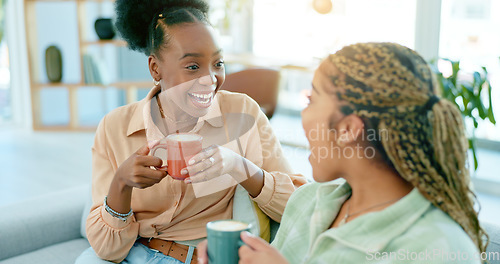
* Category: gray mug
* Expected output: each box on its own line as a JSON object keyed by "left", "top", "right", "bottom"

{"left": 206, "top": 220, "right": 252, "bottom": 264}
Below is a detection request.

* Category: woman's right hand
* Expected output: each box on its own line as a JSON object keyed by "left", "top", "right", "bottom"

{"left": 114, "top": 144, "right": 168, "bottom": 190}
{"left": 106, "top": 144, "right": 167, "bottom": 215}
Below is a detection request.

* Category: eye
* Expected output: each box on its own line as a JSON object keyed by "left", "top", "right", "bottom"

{"left": 186, "top": 64, "right": 199, "bottom": 70}
{"left": 215, "top": 60, "right": 225, "bottom": 68}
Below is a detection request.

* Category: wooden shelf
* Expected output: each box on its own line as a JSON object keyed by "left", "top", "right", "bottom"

{"left": 32, "top": 81, "right": 152, "bottom": 89}
{"left": 81, "top": 39, "right": 128, "bottom": 47}
{"left": 26, "top": 0, "right": 115, "bottom": 2}
{"left": 26, "top": 0, "right": 75, "bottom": 2}
{"left": 25, "top": 0, "right": 148, "bottom": 131}
{"left": 33, "top": 124, "right": 97, "bottom": 131}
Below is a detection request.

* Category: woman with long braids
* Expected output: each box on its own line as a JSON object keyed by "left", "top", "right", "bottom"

{"left": 76, "top": 0, "right": 305, "bottom": 263}
{"left": 198, "top": 42, "right": 488, "bottom": 263}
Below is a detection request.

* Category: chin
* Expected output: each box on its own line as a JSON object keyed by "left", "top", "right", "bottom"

{"left": 311, "top": 167, "right": 340, "bottom": 183}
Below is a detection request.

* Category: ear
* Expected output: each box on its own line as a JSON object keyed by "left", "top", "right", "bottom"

{"left": 335, "top": 114, "right": 364, "bottom": 146}
{"left": 148, "top": 55, "right": 161, "bottom": 81}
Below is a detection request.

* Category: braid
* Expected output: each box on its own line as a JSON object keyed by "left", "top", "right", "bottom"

{"left": 328, "top": 42, "right": 488, "bottom": 254}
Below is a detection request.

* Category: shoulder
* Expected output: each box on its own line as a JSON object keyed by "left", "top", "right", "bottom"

{"left": 281, "top": 182, "right": 323, "bottom": 216}
{"left": 216, "top": 90, "right": 261, "bottom": 116}
{"left": 390, "top": 206, "right": 480, "bottom": 260}
{"left": 96, "top": 101, "right": 142, "bottom": 134}
{"left": 290, "top": 182, "right": 321, "bottom": 201}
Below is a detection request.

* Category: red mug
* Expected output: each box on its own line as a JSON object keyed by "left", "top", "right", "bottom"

{"left": 151, "top": 133, "right": 203, "bottom": 180}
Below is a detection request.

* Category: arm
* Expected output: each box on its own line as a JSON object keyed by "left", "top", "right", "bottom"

{"left": 249, "top": 109, "right": 307, "bottom": 222}
{"left": 85, "top": 116, "right": 139, "bottom": 263}
{"left": 85, "top": 116, "right": 167, "bottom": 263}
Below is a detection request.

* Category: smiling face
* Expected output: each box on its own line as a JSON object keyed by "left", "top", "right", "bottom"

{"left": 149, "top": 22, "right": 225, "bottom": 117}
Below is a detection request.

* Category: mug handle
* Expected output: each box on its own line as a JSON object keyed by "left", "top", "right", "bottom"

{"left": 150, "top": 144, "right": 168, "bottom": 159}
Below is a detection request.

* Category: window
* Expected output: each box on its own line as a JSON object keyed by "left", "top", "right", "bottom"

{"left": 253, "top": 0, "right": 418, "bottom": 112}
{"left": 253, "top": 0, "right": 417, "bottom": 60}
{"left": 0, "top": 37, "right": 11, "bottom": 123}
{"left": 439, "top": 0, "right": 500, "bottom": 142}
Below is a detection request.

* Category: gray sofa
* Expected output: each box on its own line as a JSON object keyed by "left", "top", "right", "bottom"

{"left": 1, "top": 185, "right": 499, "bottom": 264}
{"left": 0, "top": 185, "right": 90, "bottom": 264}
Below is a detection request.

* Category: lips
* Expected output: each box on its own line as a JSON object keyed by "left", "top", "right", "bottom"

{"left": 188, "top": 91, "right": 214, "bottom": 108}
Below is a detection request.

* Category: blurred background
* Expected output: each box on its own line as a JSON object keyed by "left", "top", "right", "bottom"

{"left": 0, "top": 0, "right": 498, "bottom": 219}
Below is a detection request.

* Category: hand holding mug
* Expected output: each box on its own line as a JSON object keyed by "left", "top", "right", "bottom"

{"left": 150, "top": 133, "right": 203, "bottom": 180}
{"left": 183, "top": 145, "right": 254, "bottom": 184}
{"left": 197, "top": 223, "right": 288, "bottom": 264}
{"left": 114, "top": 144, "right": 168, "bottom": 189}
{"left": 238, "top": 232, "right": 289, "bottom": 264}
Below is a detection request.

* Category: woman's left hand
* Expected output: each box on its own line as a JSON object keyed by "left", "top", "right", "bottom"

{"left": 183, "top": 145, "right": 254, "bottom": 184}
{"left": 195, "top": 232, "right": 288, "bottom": 264}
{"left": 238, "top": 231, "right": 289, "bottom": 264}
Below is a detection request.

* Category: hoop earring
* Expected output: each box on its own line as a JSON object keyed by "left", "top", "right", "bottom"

{"left": 154, "top": 79, "right": 161, "bottom": 86}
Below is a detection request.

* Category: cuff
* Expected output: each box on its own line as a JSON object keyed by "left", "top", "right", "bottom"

{"left": 100, "top": 206, "right": 135, "bottom": 229}
{"left": 252, "top": 170, "right": 275, "bottom": 206}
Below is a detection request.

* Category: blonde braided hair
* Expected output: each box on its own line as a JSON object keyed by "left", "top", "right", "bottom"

{"left": 327, "top": 42, "right": 488, "bottom": 253}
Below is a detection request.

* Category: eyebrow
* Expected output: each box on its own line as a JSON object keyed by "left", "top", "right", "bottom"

{"left": 179, "top": 49, "right": 223, "bottom": 60}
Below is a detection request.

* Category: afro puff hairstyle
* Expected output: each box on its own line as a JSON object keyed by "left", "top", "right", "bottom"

{"left": 115, "top": 0, "right": 210, "bottom": 56}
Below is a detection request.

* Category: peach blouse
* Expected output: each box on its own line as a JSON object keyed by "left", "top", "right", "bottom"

{"left": 85, "top": 86, "right": 306, "bottom": 262}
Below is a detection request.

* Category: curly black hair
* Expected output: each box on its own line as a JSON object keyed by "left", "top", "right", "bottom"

{"left": 115, "top": 0, "right": 210, "bottom": 56}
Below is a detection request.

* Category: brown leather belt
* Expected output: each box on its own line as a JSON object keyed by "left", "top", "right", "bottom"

{"left": 138, "top": 237, "right": 198, "bottom": 264}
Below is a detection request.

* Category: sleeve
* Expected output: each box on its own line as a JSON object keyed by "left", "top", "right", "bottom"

{"left": 85, "top": 115, "right": 140, "bottom": 263}
{"left": 248, "top": 104, "right": 307, "bottom": 222}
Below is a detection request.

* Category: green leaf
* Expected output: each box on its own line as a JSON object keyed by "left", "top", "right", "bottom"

{"left": 469, "top": 139, "right": 479, "bottom": 171}
{"left": 487, "top": 83, "right": 496, "bottom": 124}
{"left": 450, "top": 60, "right": 460, "bottom": 87}
{"left": 476, "top": 98, "right": 487, "bottom": 119}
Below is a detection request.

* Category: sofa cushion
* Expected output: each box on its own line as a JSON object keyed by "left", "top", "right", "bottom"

{"left": 483, "top": 221, "right": 500, "bottom": 264}
{"left": 0, "top": 239, "right": 90, "bottom": 264}
{"left": 0, "top": 185, "right": 88, "bottom": 260}
{"left": 80, "top": 186, "right": 92, "bottom": 239}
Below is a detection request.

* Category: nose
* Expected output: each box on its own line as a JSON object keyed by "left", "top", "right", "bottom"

{"left": 198, "top": 74, "right": 217, "bottom": 86}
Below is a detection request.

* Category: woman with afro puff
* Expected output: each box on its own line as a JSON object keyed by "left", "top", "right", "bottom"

{"left": 76, "top": 0, "right": 305, "bottom": 263}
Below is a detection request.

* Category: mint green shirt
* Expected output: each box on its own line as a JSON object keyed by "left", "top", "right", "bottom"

{"left": 272, "top": 181, "right": 481, "bottom": 264}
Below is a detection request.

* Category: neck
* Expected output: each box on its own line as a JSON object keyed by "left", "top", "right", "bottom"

{"left": 156, "top": 95, "right": 198, "bottom": 134}
{"left": 342, "top": 159, "right": 413, "bottom": 217}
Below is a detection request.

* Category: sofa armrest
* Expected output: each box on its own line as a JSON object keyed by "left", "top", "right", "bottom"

{"left": 0, "top": 185, "right": 89, "bottom": 261}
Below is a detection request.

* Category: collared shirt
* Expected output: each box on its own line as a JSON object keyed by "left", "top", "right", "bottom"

{"left": 272, "top": 181, "right": 481, "bottom": 264}
{"left": 86, "top": 86, "right": 306, "bottom": 262}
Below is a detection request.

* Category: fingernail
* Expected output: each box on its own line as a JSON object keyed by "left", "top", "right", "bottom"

{"left": 188, "top": 159, "right": 195, "bottom": 165}
{"left": 184, "top": 178, "right": 192, "bottom": 184}
{"left": 181, "top": 169, "right": 188, "bottom": 175}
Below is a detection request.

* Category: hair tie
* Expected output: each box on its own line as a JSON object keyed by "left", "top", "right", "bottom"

{"left": 423, "top": 95, "right": 440, "bottom": 112}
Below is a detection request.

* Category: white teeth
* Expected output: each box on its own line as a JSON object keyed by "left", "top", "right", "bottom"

{"left": 189, "top": 93, "right": 212, "bottom": 104}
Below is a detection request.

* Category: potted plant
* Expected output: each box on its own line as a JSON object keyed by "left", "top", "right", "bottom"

{"left": 431, "top": 58, "right": 497, "bottom": 171}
